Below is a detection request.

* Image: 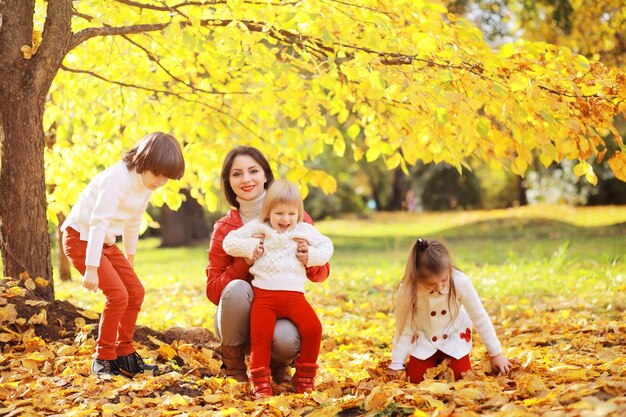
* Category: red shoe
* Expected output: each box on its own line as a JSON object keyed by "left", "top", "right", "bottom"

{"left": 292, "top": 362, "right": 318, "bottom": 394}
{"left": 249, "top": 367, "right": 273, "bottom": 398}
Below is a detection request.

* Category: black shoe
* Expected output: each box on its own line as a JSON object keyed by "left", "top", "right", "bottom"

{"left": 116, "top": 352, "right": 159, "bottom": 377}
{"left": 91, "top": 359, "right": 121, "bottom": 377}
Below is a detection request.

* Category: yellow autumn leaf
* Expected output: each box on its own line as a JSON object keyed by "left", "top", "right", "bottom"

{"left": 422, "top": 381, "right": 451, "bottom": 395}
{"left": 608, "top": 151, "right": 626, "bottom": 182}
{"left": 157, "top": 344, "right": 178, "bottom": 361}
{"left": 163, "top": 393, "right": 188, "bottom": 407}
{"left": 364, "top": 386, "right": 391, "bottom": 411}
{"left": 57, "top": 345, "right": 78, "bottom": 356}
{"left": 217, "top": 408, "right": 243, "bottom": 416}
{"left": 78, "top": 309, "right": 99, "bottom": 320}
{"left": 455, "top": 387, "right": 485, "bottom": 400}
{"left": 35, "top": 277, "right": 49, "bottom": 287}
{"left": 509, "top": 73, "right": 530, "bottom": 91}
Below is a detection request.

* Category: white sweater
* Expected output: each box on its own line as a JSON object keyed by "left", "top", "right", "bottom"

{"left": 390, "top": 270, "right": 502, "bottom": 368}
{"left": 61, "top": 161, "right": 152, "bottom": 267}
{"left": 222, "top": 220, "right": 333, "bottom": 292}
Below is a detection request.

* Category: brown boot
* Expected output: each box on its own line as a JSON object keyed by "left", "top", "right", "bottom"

{"left": 219, "top": 344, "right": 248, "bottom": 382}
{"left": 249, "top": 367, "right": 273, "bottom": 398}
{"left": 292, "top": 362, "right": 318, "bottom": 394}
{"left": 270, "top": 358, "right": 293, "bottom": 384}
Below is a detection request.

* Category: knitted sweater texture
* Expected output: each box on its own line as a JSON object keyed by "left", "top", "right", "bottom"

{"left": 222, "top": 220, "right": 333, "bottom": 293}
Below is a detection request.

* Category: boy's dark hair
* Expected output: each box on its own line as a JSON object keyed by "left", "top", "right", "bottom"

{"left": 123, "top": 132, "right": 185, "bottom": 180}
{"left": 220, "top": 146, "right": 274, "bottom": 208}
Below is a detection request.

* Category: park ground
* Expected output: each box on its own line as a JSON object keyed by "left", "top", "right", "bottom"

{"left": 1, "top": 204, "right": 625, "bottom": 416}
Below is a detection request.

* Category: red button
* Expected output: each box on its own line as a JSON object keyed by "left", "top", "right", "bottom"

{"left": 443, "top": 334, "right": 448, "bottom": 339}
{"left": 430, "top": 311, "right": 436, "bottom": 316}
{"left": 441, "top": 310, "right": 447, "bottom": 315}
{"left": 432, "top": 336, "right": 437, "bottom": 342}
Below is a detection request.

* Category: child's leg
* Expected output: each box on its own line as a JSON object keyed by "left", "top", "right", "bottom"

{"left": 249, "top": 288, "right": 279, "bottom": 370}
{"left": 406, "top": 353, "right": 439, "bottom": 383}
{"left": 101, "top": 244, "right": 145, "bottom": 357}
{"left": 448, "top": 354, "right": 472, "bottom": 380}
{"left": 407, "top": 352, "right": 472, "bottom": 382}
{"left": 62, "top": 229, "right": 135, "bottom": 360}
{"left": 282, "top": 293, "right": 322, "bottom": 364}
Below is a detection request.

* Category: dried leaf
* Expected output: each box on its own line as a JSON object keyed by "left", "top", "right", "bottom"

{"left": 77, "top": 309, "right": 99, "bottom": 320}
{"left": 24, "top": 279, "right": 36, "bottom": 291}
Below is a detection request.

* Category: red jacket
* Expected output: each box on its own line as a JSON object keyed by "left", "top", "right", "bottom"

{"left": 205, "top": 209, "right": 331, "bottom": 305}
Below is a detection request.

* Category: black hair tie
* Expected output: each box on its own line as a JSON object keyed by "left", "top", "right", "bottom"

{"left": 416, "top": 238, "right": 430, "bottom": 251}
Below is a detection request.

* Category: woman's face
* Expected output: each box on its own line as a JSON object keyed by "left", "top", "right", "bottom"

{"left": 229, "top": 154, "right": 267, "bottom": 201}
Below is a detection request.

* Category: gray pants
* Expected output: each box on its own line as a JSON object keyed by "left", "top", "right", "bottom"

{"left": 213, "top": 280, "right": 301, "bottom": 365}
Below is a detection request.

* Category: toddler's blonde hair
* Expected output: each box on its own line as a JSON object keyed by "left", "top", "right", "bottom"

{"left": 260, "top": 180, "right": 304, "bottom": 223}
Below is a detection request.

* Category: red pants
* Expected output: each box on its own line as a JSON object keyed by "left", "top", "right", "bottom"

{"left": 407, "top": 351, "right": 471, "bottom": 383}
{"left": 62, "top": 227, "right": 145, "bottom": 360}
{"left": 249, "top": 288, "right": 321, "bottom": 369}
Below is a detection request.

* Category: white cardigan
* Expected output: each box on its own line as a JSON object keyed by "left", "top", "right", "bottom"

{"left": 222, "top": 220, "right": 333, "bottom": 292}
{"left": 61, "top": 161, "right": 152, "bottom": 267}
{"left": 390, "top": 269, "right": 502, "bottom": 369}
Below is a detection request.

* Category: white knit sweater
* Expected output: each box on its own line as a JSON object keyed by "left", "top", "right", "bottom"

{"left": 61, "top": 161, "right": 152, "bottom": 267}
{"left": 222, "top": 220, "right": 333, "bottom": 292}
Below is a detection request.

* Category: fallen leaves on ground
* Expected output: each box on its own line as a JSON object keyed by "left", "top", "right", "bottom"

{"left": 1, "top": 274, "right": 624, "bottom": 416}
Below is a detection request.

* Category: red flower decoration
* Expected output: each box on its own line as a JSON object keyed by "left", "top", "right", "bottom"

{"left": 460, "top": 328, "right": 471, "bottom": 343}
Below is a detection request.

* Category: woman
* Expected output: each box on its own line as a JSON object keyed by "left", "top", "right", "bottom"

{"left": 206, "top": 146, "right": 330, "bottom": 382}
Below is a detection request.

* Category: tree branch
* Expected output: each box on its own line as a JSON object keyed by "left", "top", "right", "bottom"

{"left": 119, "top": 33, "right": 249, "bottom": 95}
{"left": 66, "top": 12, "right": 616, "bottom": 110}
{"left": 60, "top": 64, "right": 264, "bottom": 140}
{"left": 70, "top": 22, "right": 170, "bottom": 50}
{"left": 112, "top": 0, "right": 298, "bottom": 11}
{"left": 321, "top": 0, "right": 398, "bottom": 19}
{"left": 34, "top": 0, "right": 73, "bottom": 96}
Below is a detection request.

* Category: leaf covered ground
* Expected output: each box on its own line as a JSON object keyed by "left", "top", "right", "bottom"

{"left": 1, "top": 207, "right": 625, "bottom": 416}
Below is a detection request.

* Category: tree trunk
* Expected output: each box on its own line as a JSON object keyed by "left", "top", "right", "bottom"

{"left": 0, "top": 0, "right": 72, "bottom": 300}
{"left": 160, "top": 190, "right": 210, "bottom": 247}
{"left": 387, "top": 168, "right": 405, "bottom": 211}
{"left": 0, "top": 95, "right": 54, "bottom": 300}
{"left": 517, "top": 176, "right": 528, "bottom": 206}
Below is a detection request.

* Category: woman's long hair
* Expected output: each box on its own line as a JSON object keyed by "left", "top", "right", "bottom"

{"left": 394, "top": 239, "right": 458, "bottom": 342}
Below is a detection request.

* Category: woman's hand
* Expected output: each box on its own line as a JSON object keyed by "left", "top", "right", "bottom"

{"left": 293, "top": 238, "right": 309, "bottom": 265}
{"left": 82, "top": 267, "right": 99, "bottom": 292}
{"left": 490, "top": 353, "right": 512, "bottom": 375}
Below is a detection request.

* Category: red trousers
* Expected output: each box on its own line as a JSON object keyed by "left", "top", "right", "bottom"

{"left": 249, "top": 288, "right": 322, "bottom": 369}
{"left": 407, "top": 351, "right": 471, "bottom": 383}
{"left": 62, "top": 227, "right": 144, "bottom": 360}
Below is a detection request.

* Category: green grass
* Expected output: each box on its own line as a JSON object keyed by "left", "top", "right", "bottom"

{"left": 44, "top": 205, "right": 626, "bottom": 332}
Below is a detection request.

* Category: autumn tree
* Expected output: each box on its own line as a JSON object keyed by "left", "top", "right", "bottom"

{"left": 1, "top": 0, "right": 625, "bottom": 301}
